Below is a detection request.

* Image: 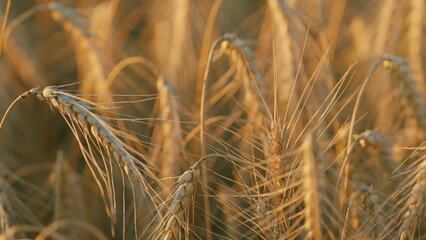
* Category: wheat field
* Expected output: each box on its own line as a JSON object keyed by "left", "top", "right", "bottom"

{"left": 0, "top": 0, "right": 425, "bottom": 239}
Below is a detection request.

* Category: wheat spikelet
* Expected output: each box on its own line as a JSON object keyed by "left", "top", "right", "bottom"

{"left": 267, "top": 124, "right": 285, "bottom": 191}
{"left": 259, "top": 124, "right": 288, "bottom": 239}
{"left": 163, "top": 160, "right": 201, "bottom": 240}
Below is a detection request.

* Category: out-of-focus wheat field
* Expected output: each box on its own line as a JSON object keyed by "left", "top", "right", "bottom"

{"left": 0, "top": 0, "right": 425, "bottom": 239}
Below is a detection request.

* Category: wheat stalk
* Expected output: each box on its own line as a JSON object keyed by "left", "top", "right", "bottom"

{"left": 0, "top": 0, "right": 12, "bottom": 58}
{"left": 302, "top": 134, "right": 322, "bottom": 240}
{"left": 408, "top": 0, "right": 424, "bottom": 90}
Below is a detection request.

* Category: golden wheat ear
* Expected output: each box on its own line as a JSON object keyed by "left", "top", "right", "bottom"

{"left": 0, "top": 87, "right": 163, "bottom": 235}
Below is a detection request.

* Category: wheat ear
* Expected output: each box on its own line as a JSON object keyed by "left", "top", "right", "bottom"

{"left": 220, "top": 34, "right": 268, "bottom": 151}
{"left": 0, "top": 87, "right": 158, "bottom": 205}
{"left": 163, "top": 159, "right": 202, "bottom": 240}
{"left": 383, "top": 57, "right": 426, "bottom": 133}
{"left": 341, "top": 186, "right": 374, "bottom": 240}
{"left": 357, "top": 130, "right": 398, "bottom": 175}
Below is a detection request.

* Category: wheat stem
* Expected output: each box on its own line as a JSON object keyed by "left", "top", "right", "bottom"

{"left": 0, "top": 0, "right": 12, "bottom": 58}
{"left": 0, "top": 88, "right": 39, "bottom": 131}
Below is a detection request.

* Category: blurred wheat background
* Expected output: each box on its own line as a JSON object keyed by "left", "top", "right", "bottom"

{"left": 0, "top": 0, "right": 425, "bottom": 239}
